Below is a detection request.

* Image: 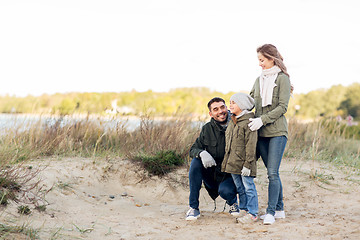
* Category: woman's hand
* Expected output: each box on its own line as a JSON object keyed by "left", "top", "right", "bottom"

{"left": 248, "top": 118, "right": 263, "bottom": 131}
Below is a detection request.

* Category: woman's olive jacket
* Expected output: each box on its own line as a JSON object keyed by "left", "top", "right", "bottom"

{"left": 250, "top": 72, "right": 291, "bottom": 138}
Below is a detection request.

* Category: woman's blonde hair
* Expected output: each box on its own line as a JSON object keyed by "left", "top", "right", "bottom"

{"left": 257, "top": 44, "right": 290, "bottom": 78}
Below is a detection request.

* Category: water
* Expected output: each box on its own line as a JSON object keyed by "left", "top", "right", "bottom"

{"left": 0, "top": 114, "right": 139, "bottom": 132}
{"left": 0, "top": 114, "right": 204, "bottom": 134}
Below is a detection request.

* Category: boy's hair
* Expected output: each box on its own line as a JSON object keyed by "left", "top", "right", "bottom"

{"left": 207, "top": 97, "right": 225, "bottom": 111}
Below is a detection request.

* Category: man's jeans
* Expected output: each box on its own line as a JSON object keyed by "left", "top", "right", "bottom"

{"left": 188, "top": 158, "right": 237, "bottom": 210}
{"left": 231, "top": 174, "right": 258, "bottom": 216}
{"left": 257, "top": 136, "right": 287, "bottom": 216}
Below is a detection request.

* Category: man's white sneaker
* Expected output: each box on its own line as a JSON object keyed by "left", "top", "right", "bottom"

{"left": 186, "top": 208, "right": 200, "bottom": 220}
{"left": 260, "top": 210, "right": 286, "bottom": 219}
{"left": 263, "top": 214, "right": 275, "bottom": 225}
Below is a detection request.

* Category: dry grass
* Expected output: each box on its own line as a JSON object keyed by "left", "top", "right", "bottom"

{"left": 123, "top": 113, "right": 199, "bottom": 161}
{"left": 0, "top": 114, "right": 359, "bottom": 211}
{"left": 286, "top": 117, "right": 360, "bottom": 169}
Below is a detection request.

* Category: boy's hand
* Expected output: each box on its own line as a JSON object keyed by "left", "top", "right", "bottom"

{"left": 199, "top": 150, "right": 217, "bottom": 168}
{"left": 241, "top": 167, "right": 251, "bottom": 176}
{"left": 248, "top": 118, "right": 263, "bottom": 131}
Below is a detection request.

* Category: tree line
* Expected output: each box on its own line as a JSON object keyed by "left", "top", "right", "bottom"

{"left": 0, "top": 83, "right": 359, "bottom": 120}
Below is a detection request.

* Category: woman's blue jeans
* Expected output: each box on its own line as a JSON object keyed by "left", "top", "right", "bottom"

{"left": 188, "top": 158, "right": 237, "bottom": 210}
{"left": 231, "top": 174, "right": 258, "bottom": 216}
{"left": 257, "top": 136, "right": 287, "bottom": 216}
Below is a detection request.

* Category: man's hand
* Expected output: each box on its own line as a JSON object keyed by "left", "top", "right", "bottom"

{"left": 241, "top": 167, "right": 251, "bottom": 176}
{"left": 248, "top": 118, "right": 263, "bottom": 131}
{"left": 199, "top": 150, "right": 217, "bottom": 168}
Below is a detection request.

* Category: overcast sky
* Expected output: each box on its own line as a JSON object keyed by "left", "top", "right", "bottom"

{"left": 1, "top": 0, "right": 359, "bottom": 96}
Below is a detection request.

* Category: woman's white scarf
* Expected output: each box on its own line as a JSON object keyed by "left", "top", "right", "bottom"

{"left": 260, "top": 65, "right": 281, "bottom": 107}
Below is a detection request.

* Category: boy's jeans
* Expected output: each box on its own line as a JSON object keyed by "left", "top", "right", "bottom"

{"left": 188, "top": 158, "right": 237, "bottom": 210}
{"left": 257, "top": 136, "right": 287, "bottom": 216}
{"left": 231, "top": 174, "right": 259, "bottom": 216}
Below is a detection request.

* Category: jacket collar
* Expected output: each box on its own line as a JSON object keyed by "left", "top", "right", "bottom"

{"left": 231, "top": 112, "right": 254, "bottom": 124}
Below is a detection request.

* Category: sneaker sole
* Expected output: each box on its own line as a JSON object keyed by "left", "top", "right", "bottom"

{"left": 186, "top": 215, "right": 200, "bottom": 221}
{"left": 263, "top": 221, "right": 275, "bottom": 225}
{"left": 260, "top": 213, "right": 285, "bottom": 220}
{"left": 260, "top": 216, "right": 285, "bottom": 219}
{"left": 263, "top": 218, "right": 275, "bottom": 225}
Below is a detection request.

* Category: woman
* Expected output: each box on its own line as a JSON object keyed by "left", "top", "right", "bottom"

{"left": 248, "top": 44, "right": 291, "bottom": 225}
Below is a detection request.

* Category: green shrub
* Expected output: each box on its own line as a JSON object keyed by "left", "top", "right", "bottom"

{"left": 18, "top": 205, "right": 31, "bottom": 215}
{"left": 136, "top": 150, "right": 184, "bottom": 176}
{"left": 0, "top": 177, "right": 21, "bottom": 191}
{"left": 35, "top": 205, "right": 47, "bottom": 212}
{"left": 343, "top": 125, "right": 360, "bottom": 140}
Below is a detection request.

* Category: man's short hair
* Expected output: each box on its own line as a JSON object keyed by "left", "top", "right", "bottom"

{"left": 207, "top": 97, "right": 225, "bottom": 111}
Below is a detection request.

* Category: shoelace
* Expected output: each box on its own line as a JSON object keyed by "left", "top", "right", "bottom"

{"left": 222, "top": 201, "right": 227, "bottom": 212}
{"left": 214, "top": 201, "right": 233, "bottom": 213}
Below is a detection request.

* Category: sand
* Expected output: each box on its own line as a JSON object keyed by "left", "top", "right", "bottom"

{"left": 1, "top": 157, "right": 360, "bottom": 240}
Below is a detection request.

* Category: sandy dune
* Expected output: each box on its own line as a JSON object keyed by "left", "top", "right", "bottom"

{"left": 1, "top": 157, "right": 360, "bottom": 240}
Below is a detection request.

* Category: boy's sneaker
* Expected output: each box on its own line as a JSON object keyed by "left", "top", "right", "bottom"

{"left": 236, "top": 213, "right": 259, "bottom": 223}
{"left": 229, "top": 202, "right": 240, "bottom": 216}
{"left": 260, "top": 210, "right": 285, "bottom": 220}
{"left": 186, "top": 208, "right": 200, "bottom": 220}
{"left": 263, "top": 214, "right": 275, "bottom": 225}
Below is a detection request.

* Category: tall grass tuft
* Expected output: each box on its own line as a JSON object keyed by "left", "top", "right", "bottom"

{"left": 286, "top": 117, "right": 360, "bottom": 169}
{"left": 122, "top": 113, "right": 200, "bottom": 175}
{"left": 0, "top": 223, "right": 38, "bottom": 239}
{"left": 0, "top": 161, "right": 47, "bottom": 207}
{"left": 125, "top": 114, "right": 197, "bottom": 154}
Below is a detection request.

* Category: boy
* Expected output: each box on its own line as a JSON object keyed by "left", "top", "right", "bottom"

{"left": 221, "top": 92, "right": 259, "bottom": 223}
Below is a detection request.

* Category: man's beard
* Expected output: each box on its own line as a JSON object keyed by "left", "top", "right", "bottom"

{"left": 214, "top": 113, "right": 228, "bottom": 124}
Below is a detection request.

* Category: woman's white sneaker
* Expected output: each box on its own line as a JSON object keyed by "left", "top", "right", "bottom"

{"left": 260, "top": 210, "right": 285, "bottom": 219}
{"left": 263, "top": 214, "right": 275, "bottom": 225}
{"left": 274, "top": 210, "right": 285, "bottom": 219}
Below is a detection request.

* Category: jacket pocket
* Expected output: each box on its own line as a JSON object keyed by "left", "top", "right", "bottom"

{"left": 204, "top": 139, "right": 217, "bottom": 147}
{"left": 204, "top": 139, "right": 217, "bottom": 157}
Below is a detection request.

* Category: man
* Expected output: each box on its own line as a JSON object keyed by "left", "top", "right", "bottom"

{"left": 186, "top": 97, "right": 239, "bottom": 220}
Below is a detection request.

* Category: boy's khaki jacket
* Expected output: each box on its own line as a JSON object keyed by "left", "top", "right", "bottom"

{"left": 221, "top": 112, "right": 258, "bottom": 177}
